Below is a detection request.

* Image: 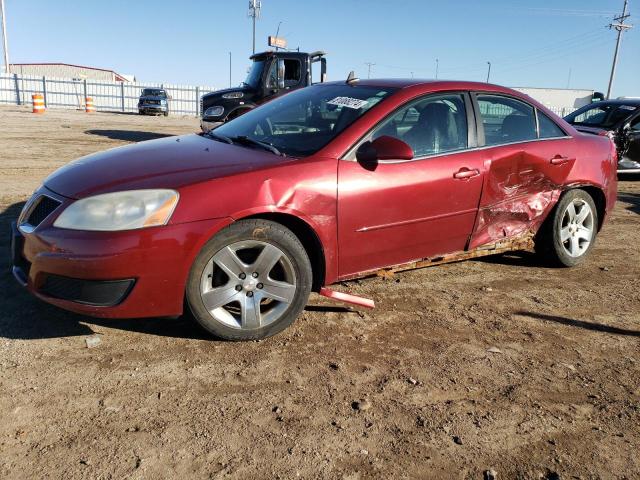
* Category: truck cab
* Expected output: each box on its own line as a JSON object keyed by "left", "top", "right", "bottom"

{"left": 200, "top": 50, "right": 326, "bottom": 132}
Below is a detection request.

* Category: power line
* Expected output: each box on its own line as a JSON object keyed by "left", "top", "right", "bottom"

{"left": 373, "top": 28, "right": 607, "bottom": 79}
{"left": 512, "top": 7, "right": 618, "bottom": 18}
{"left": 606, "top": 0, "right": 633, "bottom": 98}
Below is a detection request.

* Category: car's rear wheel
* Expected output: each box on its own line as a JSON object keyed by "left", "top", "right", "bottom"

{"left": 186, "top": 219, "right": 312, "bottom": 341}
{"left": 536, "top": 189, "right": 598, "bottom": 267}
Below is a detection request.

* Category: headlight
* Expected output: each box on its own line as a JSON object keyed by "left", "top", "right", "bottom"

{"left": 204, "top": 106, "right": 224, "bottom": 117}
{"left": 222, "top": 92, "right": 243, "bottom": 99}
{"left": 161, "top": 99, "right": 167, "bottom": 105}
{"left": 54, "top": 189, "right": 179, "bottom": 231}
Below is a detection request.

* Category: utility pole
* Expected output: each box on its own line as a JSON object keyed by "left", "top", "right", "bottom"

{"left": 486, "top": 61, "right": 492, "bottom": 83}
{"left": 248, "top": 0, "right": 262, "bottom": 55}
{"left": 1, "top": 0, "right": 9, "bottom": 73}
{"left": 606, "top": 0, "right": 632, "bottom": 99}
{"left": 229, "top": 52, "right": 232, "bottom": 88}
{"left": 566, "top": 67, "right": 572, "bottom": 89}
{"left": 364, "top": 62, "right": 375, "bottom": 79}
{"left": 435, "top": 58, "right": 439, "bottom": 79}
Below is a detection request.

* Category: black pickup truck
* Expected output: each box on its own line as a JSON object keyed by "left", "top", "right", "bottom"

{"left": 200, "top": 50, "right": 326, "bottom": 132}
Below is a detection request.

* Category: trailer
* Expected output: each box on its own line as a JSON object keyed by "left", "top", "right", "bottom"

{"left": 512, "top": 87, "right": 604, "bottom": 117}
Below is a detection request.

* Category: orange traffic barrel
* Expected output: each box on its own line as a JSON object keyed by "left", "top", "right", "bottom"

{"left": 85, "top": 97, "right": 96, "bottom": 113}
{"left": 32, "top": 94, "right": 45, "bottom": 114}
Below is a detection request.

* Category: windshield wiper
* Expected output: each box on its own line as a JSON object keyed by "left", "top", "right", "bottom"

{"left": 230, "top": 136, "right": 283, "bottom": 156}
{"left": 206, "top": 132, "right": 233, "bottom": 144}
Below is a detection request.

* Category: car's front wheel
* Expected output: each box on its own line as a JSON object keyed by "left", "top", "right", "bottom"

{"left": 536, "top": 189, "right": 598, "bottom": 267}
{"left": 186, "top": 219, "right": 312, "bottom": 341}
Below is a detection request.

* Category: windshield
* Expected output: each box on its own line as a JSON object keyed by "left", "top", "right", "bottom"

{"left": 142, "top": 89, "right": 166, "bottom": 97}
{"left": 565, "top": 103, "right": 638, "bottom": 128}
{"left": 211, "top": 84, "right": 396, "bottom": 157}
{"left": 243, "top": 60, "right": 265, "bottom": 88}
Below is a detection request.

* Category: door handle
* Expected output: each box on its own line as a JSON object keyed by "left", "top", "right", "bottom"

{"left": 550, "top": 155, "right": 573, "bottom": 165}
{"left": 453, "top": 168, "right": 480, "bottom": 179}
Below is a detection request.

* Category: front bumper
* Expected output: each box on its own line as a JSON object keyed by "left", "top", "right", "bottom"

{"left": 139, "top": 104, "right": 168, "bottom": 114}
{"left": 10, "top": 194, "right": 232, "bottom": 318}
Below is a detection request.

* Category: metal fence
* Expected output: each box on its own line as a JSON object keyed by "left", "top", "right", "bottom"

{"left": 0, "top": 73, "right": 217, "bottom": 116}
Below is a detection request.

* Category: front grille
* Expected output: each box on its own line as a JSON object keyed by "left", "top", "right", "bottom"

{"left": 25, "top": 195, "right": 61, "bottom": 227}
{"left": 40, "top": 275, "right": 135, "bottom": 307}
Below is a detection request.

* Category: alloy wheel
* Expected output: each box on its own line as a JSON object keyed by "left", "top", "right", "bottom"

{"left": 199, "top": 240, "right": 297, "bottom": 329}
{"left": 559, "top": 198, "right": 594, "bottom": 258}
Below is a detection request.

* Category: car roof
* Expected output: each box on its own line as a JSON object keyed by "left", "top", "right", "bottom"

{"left": 586, "top": 99, "right": 640, "bottom": 106}
{"left": 322, "top": 78, "right": 527, "bottom": 95}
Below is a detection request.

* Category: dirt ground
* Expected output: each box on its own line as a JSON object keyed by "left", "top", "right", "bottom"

{"left": 0, "top": 106, "right": 638, "bottom": 480}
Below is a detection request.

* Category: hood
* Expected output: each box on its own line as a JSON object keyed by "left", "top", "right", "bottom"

{"left": 201, "top": 86, "right": 252, "bottom": 101}
{"left": 44, "top": 134, "right": 294, "bottom": 199}
{"left": 139, "top": 95, "right": 167, "bottom": 101}
{"left": 572, "top": 125, "right": 610, "bottom": 136}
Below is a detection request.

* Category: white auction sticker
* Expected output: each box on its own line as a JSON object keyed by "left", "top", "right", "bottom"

{"left": 327, "top": 96, "right": 369, "bottom": 109}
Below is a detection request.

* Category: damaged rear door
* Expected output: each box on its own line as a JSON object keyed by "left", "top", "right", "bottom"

{"left": 468, "top": 93, "right": 575, "bottom": 249}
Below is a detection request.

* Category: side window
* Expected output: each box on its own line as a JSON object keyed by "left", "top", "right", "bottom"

{"left": 630, "top": 116, "right": 640, "bottom": 132}
{"left": 537, "top": 111, "right": 566, "bottom": 138}
{"left": 283, "top": 59, "right": 301, "bottom": 86}
{"left": 477, "top": 95, "right": 537, "bottom": 146}
{"left": 371, "top": 94, "right": 468, "bottom": 157}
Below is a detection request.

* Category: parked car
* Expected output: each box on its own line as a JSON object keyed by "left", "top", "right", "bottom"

{"left": 138, "top": 88, "right": 169, "bottom": 116}
{"left": 11, "top": 79, "right": 617, "bottom": 341}
{"left": 564, "top": 99, "right": 640, "bottom": 173}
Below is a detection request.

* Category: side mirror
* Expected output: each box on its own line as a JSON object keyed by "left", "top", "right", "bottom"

{"left": 356, "top": 136, "right": 414, "bottom": 164}
{"left": 277, "top": 58, "right": 285, "bottom": 89}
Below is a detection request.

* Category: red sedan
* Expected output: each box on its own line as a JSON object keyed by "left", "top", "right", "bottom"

{"left": 11, "top": 79, "right": 617, "bottom": 340}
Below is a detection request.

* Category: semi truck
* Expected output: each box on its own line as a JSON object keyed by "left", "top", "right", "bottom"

{"left": 200, "top": 50, "right": 327, "bottom": 132}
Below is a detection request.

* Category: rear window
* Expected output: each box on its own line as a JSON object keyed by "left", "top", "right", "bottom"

{"left": 537, "top": 111, "right": 566, "bottom": 139}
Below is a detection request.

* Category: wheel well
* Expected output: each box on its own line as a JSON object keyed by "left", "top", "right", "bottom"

{"left": 573, "top": 186, "right": 607, "bottom": 231}
{"left": 242, "top": 213, "right": 326, "bottom": 291}
{"left": 226, "top": 107, "right": 252, "bottom": 121}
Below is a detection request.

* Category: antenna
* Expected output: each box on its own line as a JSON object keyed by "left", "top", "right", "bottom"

{"left": 346, "top": 71, "right": 359, "bottom": 85}
{"left": 248, "top": 0, "right": 262, "bottom": 55}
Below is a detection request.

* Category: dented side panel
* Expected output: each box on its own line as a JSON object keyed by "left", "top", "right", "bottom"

{"left": 469, "top": 138, "right": 575, "bottom": 249}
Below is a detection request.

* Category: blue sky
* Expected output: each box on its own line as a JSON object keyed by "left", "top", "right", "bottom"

{"left": 3, "top": 0, "right": 638, "bottom": 96}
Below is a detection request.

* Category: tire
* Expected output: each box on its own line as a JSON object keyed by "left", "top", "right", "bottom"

{"left": 186, "top": 219, "right": 312, "bottom": 341}
{"left": 163, "top": 112, "right": 168, "bottom": 117}
{"left": 535, "top": 189, "right": 598, "bottom": 267}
